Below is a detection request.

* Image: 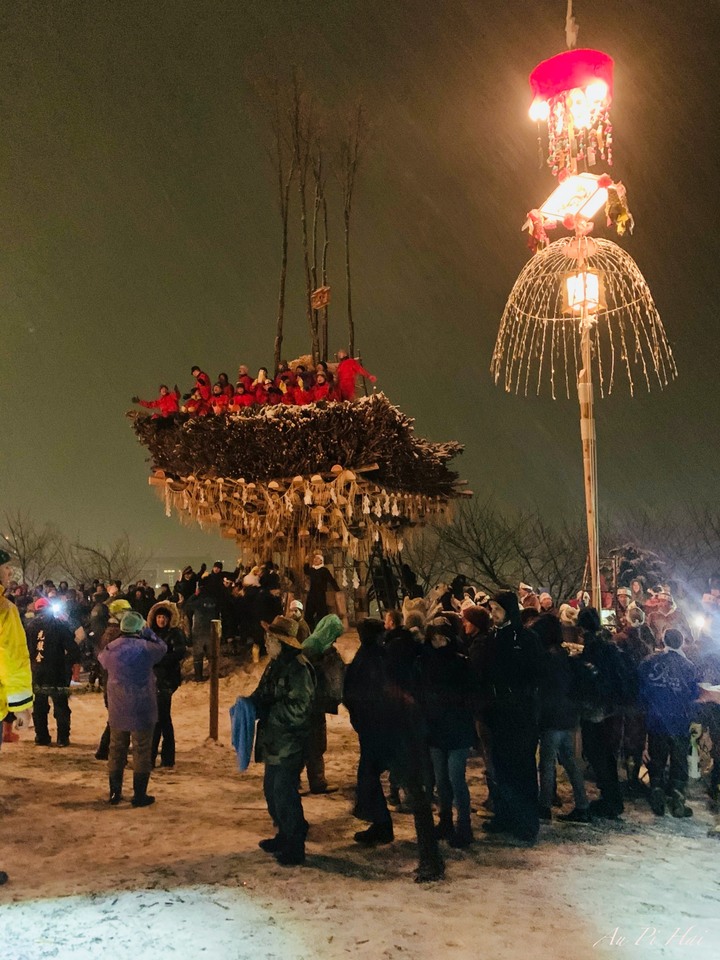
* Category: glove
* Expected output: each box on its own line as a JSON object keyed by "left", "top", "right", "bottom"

{"left": 131, "top": 395, "right": 140, "bottom": 403}
{"left": 15, "top": 709, "right": 32, "bottom": 729}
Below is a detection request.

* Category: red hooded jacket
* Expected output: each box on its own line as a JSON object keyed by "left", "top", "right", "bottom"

{"left": 140, "top": 389, "right": 180, "bottom": 417}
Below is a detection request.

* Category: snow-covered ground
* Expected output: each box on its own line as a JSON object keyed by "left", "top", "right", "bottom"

{"left": 2, "top": 632, "right": 720, "bottom": 960}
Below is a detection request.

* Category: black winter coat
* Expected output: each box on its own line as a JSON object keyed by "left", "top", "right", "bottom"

{"left": 538, "top": 645, "right": 580, "bottom": 731}
{"left": 153, "top": 626, "right": 189, "bottom": 692}
{"left": 477, "top": 622, "right": 544, "bottom": 721}
{"left": 417, "top": 645, "right": 477, "bottom": 750}
{"left": 25, "top": 615, "right": 81, "bottom": 687}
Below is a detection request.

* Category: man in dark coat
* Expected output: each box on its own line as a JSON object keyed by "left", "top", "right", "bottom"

{"left": 344, "top": 618, "right": 445, "bottom": 882}
{"left": 535, "top": 614, "right": 589, "bottom": 823}
{"left": 251, "top": 616, "right": 316, "bottom": 866}
{"left": 638, "top": 628, "right": 699, "bottom": 817}
{"left": 478, "top": 591, "right": 544, "bottom": 842}
{"left": 577, "top": 607, "right": 633, "bottom": 819}
{"left": 184, "top": 583, "right": 219, "bottom": 681}
{"left": 25, "top": 598, "right": 81, "bottom": 747}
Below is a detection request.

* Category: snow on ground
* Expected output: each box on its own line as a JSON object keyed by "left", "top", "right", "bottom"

{"left": 2, "top": 631, "right": 720, "bottom": 960}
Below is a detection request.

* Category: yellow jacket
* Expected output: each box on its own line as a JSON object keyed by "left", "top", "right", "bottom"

{"left": 0, "top": 585, "right": 33, "bottom": 721}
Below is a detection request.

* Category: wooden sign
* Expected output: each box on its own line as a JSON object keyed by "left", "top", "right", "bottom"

{"left": 311, "top": 285, "right": 331, "bottom": 310}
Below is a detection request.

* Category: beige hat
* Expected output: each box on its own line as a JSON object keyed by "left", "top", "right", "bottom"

{"left": 267, "top": 615, "right": 302, "bottom": 648}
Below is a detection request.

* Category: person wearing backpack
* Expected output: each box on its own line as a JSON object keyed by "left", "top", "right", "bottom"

{"left": 577, "top": 607, "right": 633, "bottom": 819}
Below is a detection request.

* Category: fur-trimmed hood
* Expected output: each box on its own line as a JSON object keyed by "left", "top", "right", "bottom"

{"left": 147, "top": 600, "right": 181, "bottom": 630}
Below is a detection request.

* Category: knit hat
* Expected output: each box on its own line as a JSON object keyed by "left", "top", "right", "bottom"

{"left": 539, "top": 592, "right": 553, "bottom": 605}
{"left": 518, "top": 582, "right": 533, "bottom": 594}
{"left": 267, "top": 615, "right": 302, "bottom": 649}
{"left": 34, "top": 597, "right": 51, "bottom": 611}
{"left": 303, "top": 614, "right": 344, "bottom": 657}
{"left": 289, "top": 600, "right": 304, "bottom": 612}
{"left": 0, "top": 549, "right": 11, "bottom": 566}
{"left": 616, "top": 587, "right": 632, "bottom": 598}
{"left": 358, "top": 618, "right": 385, "bottom": 645}
{"left": 120, "top": 610, "right": 145, "bottom": 634}
{"left": 108, "top": 599, "right": 132, "bottom": 619}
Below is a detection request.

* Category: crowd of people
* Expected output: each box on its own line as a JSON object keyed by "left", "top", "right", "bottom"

{"left": 2, "top": 544, "right": 720, "bottom": 886}
{"left": 132, "top": 352, "right": 377, "bottom": 418}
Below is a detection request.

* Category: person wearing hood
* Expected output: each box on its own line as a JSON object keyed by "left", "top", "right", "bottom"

{"left": 0, "top": 550, "right": 33, "bottom": 886}
{"left": 477, "top": 591, "right": 545, "bottom": 843}
{"left": 304, "top": 554, "right": 340, "bottom": 630}
{"left": 288, "top": 600, "right": 310, "bottom": 643}
{"left": 98, "top": 611, "right": 166, "bottom": 807}
{"left": 300, "top": 614, "right": 345, "bottom": 794}
{"left": 647, "top": 591, "right": 692, "bottom": 648}
{"left": 25, "top": 598, "right": 81, "bottom": 747}
{"left": 93, "top": 598, "right": 133, "bottom": 760}
{"left": 147, "top": 602, "right": 189, "bottom": 769}
{"left": 417, "top": 620, "right": 477, "bottom": 847}
{"left": 250, "top": 616, "right": 316, "bottom": 866}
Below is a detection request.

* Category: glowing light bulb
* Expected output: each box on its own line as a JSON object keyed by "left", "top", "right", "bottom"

{"left": 568, "top": 89, "right": 591, "bottom": 130}
{"left": 529, "top": 98, "right": 549, "bottom": 123}
{"left": 586, "top": 80, "right": 609, "bottom": 104}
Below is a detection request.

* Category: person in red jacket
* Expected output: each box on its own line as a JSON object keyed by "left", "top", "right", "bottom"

{"left": 312, "top": 372, "right": 334, "bottom": 402}
{"left": 231, "top": 382, "right": 254, "bottom": 410}
{"left": 294, "top": 373, "right": 313, "bottom": 405}
{"left": 133, "top": 385, "right": 180, "bottom": 418}
{"left": 237, "top": 365, "right": 254, "bottom": 392}
{"left": 183, "top": 387, "right": 210, "bottom": 417}
{"left": 190, "top": 366, "right": 212, "bottom": 402}
{"left": 210, "top": 384, "right": 229, "bottom": 415}
{"left": 217, "top": 373, "right": 234, "bottom": 398}
{"left": 253, "top": 368, "right": 271, "bottom": 405}
{"left": 335, "top": 350, "right": 376, "bottom": 401}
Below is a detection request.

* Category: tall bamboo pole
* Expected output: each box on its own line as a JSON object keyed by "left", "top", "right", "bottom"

{"left": 578, "top": 286, "right": 601, "bottom": 609}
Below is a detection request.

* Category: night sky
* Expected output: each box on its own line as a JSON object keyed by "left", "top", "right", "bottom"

{"left": 2, "top": 1, "right": 719, "bottom": 560}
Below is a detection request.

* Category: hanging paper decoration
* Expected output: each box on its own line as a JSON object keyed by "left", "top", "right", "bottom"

{"left": 529, "top": 48, "right": 614, "bottom": 178}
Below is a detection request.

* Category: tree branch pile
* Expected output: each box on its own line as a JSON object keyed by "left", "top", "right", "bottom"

{"left": 131, "top": 393, "right": 465, "bottom": 499}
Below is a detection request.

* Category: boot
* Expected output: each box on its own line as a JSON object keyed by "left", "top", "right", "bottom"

{"left": 0, "top": 870, "right": 8, "bottom": 885}
{"left": 275, "top": 844, "right": 305, "bottom": 866}
{"left": 649, "top": 785, "right": 666, "bottom": 816}
{"left": 354, "top": 821, "right": 394, "bottom": 846}
{"left": 414, "top": 856, "right": 445, "bottom": 883}
{"left": 108, "top": 771, "right": 124, "bottom": 805}
{"left": 669, "top": 789, "right": 693, "bottom": 818}
{"left": 193, "top": 658, "right": 205, "bottom": 682}
{"left": 95, "top": 724, "right": 110, "bottom": 760}
{"left": 434, "top": 809, "right": 454, "bottom": 842}
{"left": 557, "top": 807, "right": 591, "bottom": 823}
{"left": 131, "top": 773, "right": 155, "bottom": 808}
{"left": 259, "top": 834, "right": 285, "bottom": 853}
{"left": 3, "top": 721, "right": 19, "bottom": 743}
{"left": 449, "top": 815, "right": 474, "bottom": 848}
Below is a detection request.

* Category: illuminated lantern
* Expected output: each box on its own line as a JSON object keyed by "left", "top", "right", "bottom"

{"left": 539, "top": 172, "right": 608, "bottom": 222}
{"left": 562, "top": 269, "right": 605, "bottom": 315}
{"left": 528, "top": 48, "right": 614, "bottom": 177}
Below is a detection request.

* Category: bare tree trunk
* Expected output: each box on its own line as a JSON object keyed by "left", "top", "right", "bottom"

{"left": 275, "top": 165, "right": 294, "bottom": 372}
{"left": 344, "top": 209, "right": 354, "bottom": 356}
{"left": 321, "top": 194, "right": 330, "bottom": 360}
{"left": 337, "top": 102, "right": 367, "bottom": 357}
{"left": 291, "top": 74, "right": 320, "bottom": 362}
{"left": 311, "top": 166, "right": 321, "bottom": 359}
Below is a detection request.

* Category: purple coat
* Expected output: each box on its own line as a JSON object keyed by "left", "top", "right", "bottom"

{"left": 98, "top": 632, "right": 167, "bottom": 731}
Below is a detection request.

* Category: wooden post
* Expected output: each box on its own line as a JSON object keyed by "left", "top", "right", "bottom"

{"left": 209, "top": 619, "right": 221, "bottom": 741}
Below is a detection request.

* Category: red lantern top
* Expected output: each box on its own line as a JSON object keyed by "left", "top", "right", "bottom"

{"left": 530, "top": 48, "right": 614, "bottom": 102}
